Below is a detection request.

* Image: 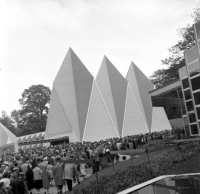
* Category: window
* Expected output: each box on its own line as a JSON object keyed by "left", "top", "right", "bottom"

{"left": 189, "top": 113, "right": 196, "bottom": 123}
{"left": 191, "top": 76, "right": 200, "bottom": 91}
{"left": 184, "top": 89, "right": 192, "bottom": 100}
{"left": 186, "top": 101, "right": 194, "bottom": 112}
{"left": 194, "top": 91, "right": 200, "bottom": 105}
{"left": 190, "top": 124, "right": 199, "bottom": 135}
{"left": 188, "top": 61, "right": 200, "bottom": 77}
{"left": 197, "top": 107, "right": 200, "bottom": 120}
{"left": 182, "top": 106, "right": 186, "bottom": 115}
{"left": 182, "top": 78, "right": 190, "bottom": 89}
{"left": 183, "top": 117, "right": 190, "bottom": 136}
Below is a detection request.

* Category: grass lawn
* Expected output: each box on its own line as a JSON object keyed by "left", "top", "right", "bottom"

{"left": 70, "top": 150, "right": 200, "bottom": 194}
{"left": 167, "top": 153, "right": 200, "bottom": 175}
{"left": 70, "top": 147, "right": 174, "bottom": 193}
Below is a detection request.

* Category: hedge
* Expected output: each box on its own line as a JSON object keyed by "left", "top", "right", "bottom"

{"left": 74, "top": 142, "right": 200, "bottom": 194}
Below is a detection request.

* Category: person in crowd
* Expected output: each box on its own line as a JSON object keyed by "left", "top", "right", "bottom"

{"left": 53, "top": 157, "right": 63, "bottom": 194}
{"left": 0, "top": 173, "right": 10, "bottom": 189}
{"left": 78, "top": 156, "right": 86, "bottom": 179}
{"left": 43, "top": 158, "right": 48, "bottom": 168}
{"left": 41, "top": 166, "right": 51, "bottom": 194}
{"left": 46, "top": 161, "right": 54, "bottom": 186}
{"left": 0, "top": 182, "right": 7, "bottom": 194}
{"left": 63, "top": 156, "right": 77, "bottom": 192}
{"left": 21, "top": 158, "right": 32, "bottom": 175}
{"left": 11, "top": 172, "right": 25, "bottom": 194}
{"left": 26, "top": 165, "right": 34, "bottom": 194}
{"left": 33, "top": 164, "right": 42, "bottom": 194}
{"left": 38, "top": 159, "right": 45, "bottom": 172}
{"left": 92, "top": 147, "right": 100, "bottom": 173}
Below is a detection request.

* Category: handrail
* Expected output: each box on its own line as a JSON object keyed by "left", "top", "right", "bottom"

{"left": 117, "top": 173, "right": 200, "bottom": 194}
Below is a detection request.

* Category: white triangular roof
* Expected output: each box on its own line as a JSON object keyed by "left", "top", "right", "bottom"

{"left": 26, "top": 135, "right": 31, "bottom": 142}
{"left": 36, "top": 132, "right": 42, "bottom": 140}
{"left": 151, "top": 107, "right": 172, "bottom": 132}
{"left": 17, "top": 137, "right": 21, "bottom": 143}
{"left": 83, "top": 81, "right": 119, "bottom": 142}
{"left": 21, "top": 136, "right": 26, "bottom": 142}
{"left": 122, "top": 84, "right": 148, "bottom": 137}
{"left": 96, "top": 56, "right": 127, "bottom": 136}
{"left": 48, "top": 48, "right": 93, "bottom": 141}
{"left": 126, "top": 62, "right": 154, "bottom": 132}
{"left": 0, "top": 123, "right": 17, "bottom": 145}
{"left": 31, "top": 134, "right": 36, "bottom": 141}
{"left": 41, "top": 132, "right": 45, "bottom": 139}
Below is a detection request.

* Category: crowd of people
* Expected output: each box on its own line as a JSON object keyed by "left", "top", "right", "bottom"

{"left": 0, "top": 127, "right": 185, "bottom": 194}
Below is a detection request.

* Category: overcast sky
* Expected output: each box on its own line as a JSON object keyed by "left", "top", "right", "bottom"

{"left": 0, "top": 0, "right": 199, "bottom": 114}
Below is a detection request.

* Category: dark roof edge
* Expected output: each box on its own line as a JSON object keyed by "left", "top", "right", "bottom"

{"left": 149, "top": 78, "right": 180, "bottom": 94}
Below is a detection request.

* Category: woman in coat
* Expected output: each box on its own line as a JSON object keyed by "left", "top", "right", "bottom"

{"left": 41, "top": 167, "right": 51, "bottom": 194}
{"left": 53, "top": 157, "right": 63, "bottom": 194}
{"left": 63, "top": 160, "right": 76, "bottom": 192}
{"left": 46, "top": 162, "right": 53, "bottom": 186}
{"left": 32, "top": 164, "right": 42, "bottom": 194}
{"left": 25, "top": 165, "right": 34, "bottom": 194}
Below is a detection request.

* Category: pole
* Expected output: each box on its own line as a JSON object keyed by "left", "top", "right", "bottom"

{"left": 94, "top": 160, "right": 100, "bottom": 194}
{"left": 177, "top": 143, "right": 185, "bottom": 161}
{"left": 112, "top": 162, "right": 115, "bottom": 172}
{"left": 145, "top": 149, "right": 153, "bottom": 177}
{"left": 131, "top": 157, "right": 134, "bottom": 165}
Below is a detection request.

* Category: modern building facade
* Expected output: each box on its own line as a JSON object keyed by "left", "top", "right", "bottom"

{"left": 149, "top": 21, "right": 200, "bottom": 136}
{"left": 45, "top": 48, "right": 171, "bottom": 142}
{"left": 177, "top": 21, "right": 200, "bottom": 136}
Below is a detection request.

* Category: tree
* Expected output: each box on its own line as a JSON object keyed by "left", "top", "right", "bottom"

{"left": 18, "top": 85, "right": 51, "bottom": 135}
{"left": 150, "top": 3, "right": 200, "bottom": 87}
{"left": 0, "top": 111, "right": 18, "bottom": 135}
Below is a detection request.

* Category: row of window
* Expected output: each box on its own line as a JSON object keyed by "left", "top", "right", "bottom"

{"left": 182, "top": 76, "right": 200, "bottom": 91}
{"left": 190, "top": 123, "right": 199, "bottom": 135}
{"left": 188, "top": 108, "right": 200, "bottom": 123}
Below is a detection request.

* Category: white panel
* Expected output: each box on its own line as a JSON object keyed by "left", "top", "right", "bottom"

{"left": 36, "top": 133, "right": 42, "bottom": 140}
{"left": 17, "top": 137, "right": 21, "bottom": 143}
{"left": 151, "top": 107, "right": 172, "bottom": 132}
{"left": 126, "top": 63, "right": 148, "bottom": 129}
{"left": 31, "top": 134, "right": 36, "bottom": 141}
{"left": 83, "top": 82, "right": 118, "bottom": 142}
{"left": 54, "top": 49, "right": 80, "bottom": 140}
{"left": 26, "top": 135, "right": 31, "bottom": 142}
{"left": 7, "top": 137, "right": 11, "bottom": 144}
{"left": 126, "top": 62, "right": 154, "bottom": 131}
{"left": 122, "top": 85, "right": 148, "bottom": 137}
{"left": 1, "top": 123, "right": 17, "bottom": 144}
{"left": 96, "top": 57, "right": 119, "bottom": 134}
{"left": 45, "top": 87, "right": 75, "bottom": 139}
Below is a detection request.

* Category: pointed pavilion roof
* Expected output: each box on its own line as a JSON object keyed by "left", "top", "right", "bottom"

{"left": 0, "top": 123, "right": 17, "bottom": 145}
{"left": 96, "top": 56, "right": 127, "bottom": 136}
{"left": 53, "top": 48, "right": 93, "bottom": 141}
{"left": 126, "top": 62, "right": 154, "bottom": 131}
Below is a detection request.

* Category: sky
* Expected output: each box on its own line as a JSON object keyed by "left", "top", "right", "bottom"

{"left": 0, "top": 0, "right": 199, "bottom": 114}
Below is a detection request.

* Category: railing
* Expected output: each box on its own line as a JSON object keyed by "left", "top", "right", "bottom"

{"left": 117, "top": 173, "right": 200, "bottom": 194}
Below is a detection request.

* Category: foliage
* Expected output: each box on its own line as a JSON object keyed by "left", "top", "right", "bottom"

{"left": 150, "top": 4, "right": 200, "bottom": 87}
{"left": 0, "top": 85, "right": 51, "bottom": 136}
{"left": 18, "top": 85, "right": 51, "bottom": 135}
{"left": 74, "top": 142, "right": 200, "bottom": 194}
{"left": 0, "top": 111, "right": 19, "bottom": 135}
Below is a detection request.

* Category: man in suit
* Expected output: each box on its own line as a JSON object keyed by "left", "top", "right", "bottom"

{"left": 11, "top": 172, "right": 26, "bottom": 194}
{"left": 53, "top": 156, "right": 63, "bottom": 194}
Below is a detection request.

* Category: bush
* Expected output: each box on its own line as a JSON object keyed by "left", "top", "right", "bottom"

{"left": 74, "top": 142, "right": 200, "bottom": 194}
